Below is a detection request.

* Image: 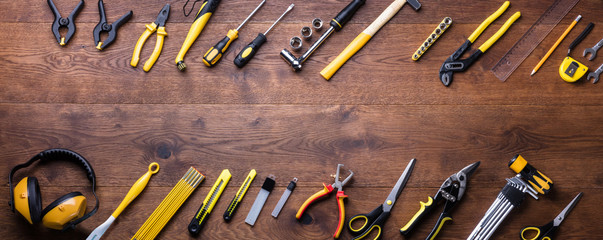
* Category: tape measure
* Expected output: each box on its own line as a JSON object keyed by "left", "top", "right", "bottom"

{"left": 490, "top": 0, "right": 579, "bottom": 81}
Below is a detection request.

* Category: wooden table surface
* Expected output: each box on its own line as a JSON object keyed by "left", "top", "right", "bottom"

{"left": 1, "top": 0, "right": 602, "bottom": 239}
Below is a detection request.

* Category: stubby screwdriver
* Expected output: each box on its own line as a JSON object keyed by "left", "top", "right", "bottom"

{"left": 234, "top": 4, "right": 294, "bottom": 68}
{"left": 203, "top": 0, "right": 265, "bottom": 67}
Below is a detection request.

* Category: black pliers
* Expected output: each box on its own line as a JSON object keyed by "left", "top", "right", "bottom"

{"left": 400, "top": 161, "right": 480, "bottom": 239}
{"left": 93, "top": 0, "right": 133, "bottom": 50}
{"left": 47, "top": 0, "right": 84, "bottom": 46}
{"left": 439, "top": 1, "right": 520, "bottom": 87}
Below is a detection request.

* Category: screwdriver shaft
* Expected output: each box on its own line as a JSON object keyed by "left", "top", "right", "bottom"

{"left": 237, "top": 0, "right": 266, "bottom": 31}
{"left": 264, "top": 4, "right": 294, "bottom": 35}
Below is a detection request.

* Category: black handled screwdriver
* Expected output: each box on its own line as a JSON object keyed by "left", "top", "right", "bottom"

{"left": 234, "top": 4, "right": 294, "bottom": 68}
{"left": 203, "top": 0, "right": 265, "bottom": 67}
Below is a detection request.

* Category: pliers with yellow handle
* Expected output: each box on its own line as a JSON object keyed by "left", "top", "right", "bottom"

{"left": 296, "top": 164, "right": 353, "bottom": 239}
{"left": 131, "top": 4, "right": 170, "bottom": 72}
{"left": 439, "top": 1, "right": 520, "bottom": 87}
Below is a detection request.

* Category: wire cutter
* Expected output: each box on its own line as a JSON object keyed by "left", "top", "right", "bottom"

{"left": 131, "top": 4, "right": 170, "bottom": 72}
{"left": 347, "top": 159, "right": 416, "bottom": 240}
{"left": 439, "top": 1, "right": 520, "bottom": 87}
{"left": 520, "top": 192, "right": 582, "bottom": 240}
{"left": 400, "top": 161, "right": 480, "bottom": 239}
{"left": 47, "top": 0, "right": 84, "bottom": 46}
{"left": 93, "top": 0, "right": 133, "bottom": 51}
{"left": 296, "top": 164, "right": 354, "bottom": 239}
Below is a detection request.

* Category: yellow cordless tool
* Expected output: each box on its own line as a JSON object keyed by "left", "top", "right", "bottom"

{"left": 131, "top": 4, "right": 170, "bottom": 72}
{"left": 175, "top": 0, "right": 221, "bottom": 71}
{"left": 439, "top": 1, "right": 520, "bottom": 87}
{"left": 320, "top": 0, "right": 421, "bottom": 80}
{"left": 202, "top": 0, "right": 265, "bottom": 67}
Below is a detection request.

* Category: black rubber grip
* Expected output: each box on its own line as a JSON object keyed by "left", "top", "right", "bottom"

{"left": 568, "top": 22, "right": 594, "bottom": 53}
{"left": 501, "top": 184, "right": 526, "bottom": 207}
{"left": 195, "top": 0, "right": 221, "bottom": 20}
{"left": 286, "top": 180, "right": 297, "bottom": 191}
{"left": 234, "top": 33, "right": 267, "bottom": 68}
{"left": 261, "top": 177, "right": 275, "bottom": 192}
{"left": 330, "top": 0, "right": 366, "bottom": 31}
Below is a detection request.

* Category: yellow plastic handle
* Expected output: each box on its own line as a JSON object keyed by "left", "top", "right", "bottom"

{"left": 478, "top": 11, "right": 521, "bottom": 53}
{"left": 143, "top": 26, "right": 167, "bottom": 72}
{"left": 334, "top": 191, "right": 348, "bottom": 239}
{"left": 296, "top": 183, "right": 333, "bottom": 219}
{"left": 521, "top": 226, "right": 541, "bottom": 240}
{"left": 175, "top": 2, "right": 213, "bottom": 64}
{"left": 111, "top": 162, "right": 159, "bottom": 218}
{"left": 131, "top": 23, "right": 157, "bottom": 68}
{"left": 468, "top": 1, "right": 509, "bottom": 43}
{"left": 400, "top": 196, "right": 433, "bottom": 232}
{"left": 320, "top": 33, "right": 372, "bottom": 80}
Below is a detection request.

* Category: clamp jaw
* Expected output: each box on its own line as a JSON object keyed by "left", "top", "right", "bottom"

{"left": 48, "top": 0, "right": 84, "bottom": 46}
{"left": 93, "top": 0, "right": 133, "bottom": 50}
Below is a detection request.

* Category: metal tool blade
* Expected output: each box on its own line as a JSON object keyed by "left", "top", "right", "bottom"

{"left": 383, "top": 158, "right": 416, "bottom": 212}
{"left": 553, "top": 192, "right": 582, "bottom": 226}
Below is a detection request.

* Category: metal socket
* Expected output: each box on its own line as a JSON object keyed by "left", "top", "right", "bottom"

{"left": 290, "top": 36, "right": 302, "bottom": 51}
{"left": 301, "top": 26, "right": 312, "bottom": 41}
{"left": 312, "top": 18, "right": 323, "bottom": 31}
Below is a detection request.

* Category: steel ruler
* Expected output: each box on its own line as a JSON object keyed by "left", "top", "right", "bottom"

{"left": 491, "top": 0, "right": 580, "bottom": 81}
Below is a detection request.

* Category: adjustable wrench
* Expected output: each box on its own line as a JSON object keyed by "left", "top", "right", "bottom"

{"left": 587, "top": 63, "right": 603, "bottom": 84}
{"left": 583, "top": 38, "right": 603, "bottom": 61}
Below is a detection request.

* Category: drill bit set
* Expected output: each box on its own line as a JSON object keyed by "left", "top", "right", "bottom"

{"left": 467, "top": 155, "right": 553, "bottom": 240}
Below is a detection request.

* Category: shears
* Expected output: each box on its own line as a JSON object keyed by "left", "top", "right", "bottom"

{"left": 520, "top": 192, "right": 582, "bottom": 240}
{"left": 347, "top": 159, "right": 416, "bottom": 240}
{"left": 400, "top": 161, "right": 480, "bottom": 239}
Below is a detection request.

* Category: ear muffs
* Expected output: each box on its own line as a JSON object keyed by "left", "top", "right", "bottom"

{"left": 41, "top": 192, "right": 87, "bottom": 230}
{"left": 8, "top": 149, "right": 98, "bottom": 231}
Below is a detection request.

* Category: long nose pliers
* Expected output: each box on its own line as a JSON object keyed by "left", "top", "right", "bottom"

{"left": 93, "top": 0, "right": 133, "bottom": 50}
{"left": 47, "top": 0, "right": 84, "bottom": 46}
{"left": 296, "top": 164, "right": 354, "bottom": 239}
{"left": 131, "top": 4, "right": 170, "bottom": 72}
{"left": 439, "top": 1, "right": 520, "bottom": 87}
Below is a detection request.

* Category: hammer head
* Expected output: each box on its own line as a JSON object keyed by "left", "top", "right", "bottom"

{"left": 280, "top": 49, "right": 302, "bottom": 72}
{"left": 407, "top": 0, "right": 421, "bottom": 10}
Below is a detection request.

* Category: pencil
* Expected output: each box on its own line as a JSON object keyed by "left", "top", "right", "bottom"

{"left": 531, "top": 15, "right": 581, "bottom": 76}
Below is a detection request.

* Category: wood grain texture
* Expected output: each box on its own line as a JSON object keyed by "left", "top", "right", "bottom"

{"left": 1, "top": 0, "right": 602, "bottom": 239}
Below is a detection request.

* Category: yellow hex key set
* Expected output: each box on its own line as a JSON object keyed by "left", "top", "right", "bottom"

{"left": 131, "top": 167, "right": 204, "bottom": 240}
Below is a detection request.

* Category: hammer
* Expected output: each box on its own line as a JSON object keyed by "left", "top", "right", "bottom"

{"left": 281, "top": 0, "right": 366, "bottom": 72}
{"left": 320, "top": 0, "right": 421, "bottom": 80}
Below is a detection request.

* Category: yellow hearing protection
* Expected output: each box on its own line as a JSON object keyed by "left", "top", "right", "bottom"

{"left": 8, "top": 149, "right": 98, "bottom": 230}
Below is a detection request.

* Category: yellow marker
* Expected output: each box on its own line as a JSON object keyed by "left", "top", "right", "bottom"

{"left": 532, "top": 15, "right": 581, "bottom": 76}
{"left": 175, "top": 0, "right": 222, "bottom": 71}
{"left": 321, "top": 0, "right": 421, "bottom": 80}
{"left": 188, "top": 169, "right": 231, "bottom": 235}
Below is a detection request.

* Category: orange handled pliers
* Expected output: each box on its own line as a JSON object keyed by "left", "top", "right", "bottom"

{"left": 296, "top": 164, "right": 354, "bottom": 239}
{"left": 131, "top": 4, "right": 170, "bottom": 72}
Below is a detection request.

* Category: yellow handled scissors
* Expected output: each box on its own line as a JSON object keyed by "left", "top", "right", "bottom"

{"left": 520, "top": 192, "right": 582, "bottom": 240}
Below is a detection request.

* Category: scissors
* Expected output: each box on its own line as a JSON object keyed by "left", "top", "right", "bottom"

{"left": 347, "top": 158, "right": 416, "bottom": 240}
{"left": 520, "top": 192, "right": 582, "bottom": 240}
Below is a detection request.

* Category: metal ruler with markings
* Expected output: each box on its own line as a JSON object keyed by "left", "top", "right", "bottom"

{"left": 491, "top": 0, "right": 580, "bottom": 81}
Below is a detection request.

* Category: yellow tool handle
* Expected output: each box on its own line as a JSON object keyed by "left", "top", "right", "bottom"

{"left": 142, "top": 26, "right": 167, "bottom": 72}
{"left": 400, "top": 196, "right": 435, "bottom": 234}
{"left": 296, "top": 183, "right": 334, "bottom": 219}
{"left": 175, "top": 1, "right": 215, "bottom": 65}
{"left": 203, "top": 29, "right": 238, "bottom": 67}
{"left": 199, "top": 169, "right": 231, "bottom": 216}
{"left": 131, "top": 23, "right": 157, "bottom": 68}
{"left": 320, "top": 0, "right": 409, "bottom": 80}
{"left": 334, "top": 191, "right": 348, "bottom": 239}
{"left": 427, "top": 213, "right": 452, "bottom": 240}
{"left": 478, "top": 11, "right": 521, "bottom": 53}
{"left": 112, "top": 163, "right": 160, "bottom": 218}
{"left": 468, "top": 1, "right": 510, "bottom": 43}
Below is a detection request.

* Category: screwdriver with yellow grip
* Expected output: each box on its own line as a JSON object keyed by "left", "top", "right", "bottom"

{"left": 86, "top": 163, "right": 160, "bottom": 240}
{"left": 233, "top": 3, "right": 294, "bottom": 68}
{"left": 203, "top": 0, "right": 266, "bottom": 67}
{"left": 509, "top": 155, "right": 553, "bottom": 195}
{"left": 320, "top": 0, "right": 421, "bottom": 80}
{"left": 175, "top": 0, "right": 221, "bottom": 71}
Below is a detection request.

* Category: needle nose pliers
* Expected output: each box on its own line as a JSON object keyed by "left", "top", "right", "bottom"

{"left": 131, "top": 4, "right": 170, "bottom": 72}
{"left": 439, "top": 1, "right": 520, "bottom": 87}
{"left": 296, "top": 164, "right": 354, "bottom": 239}
{"left": 47, "top": 0, "right": 84, "bottom": 46}
{"left": 93, "top": 0, "right": 133, "bottom": 50}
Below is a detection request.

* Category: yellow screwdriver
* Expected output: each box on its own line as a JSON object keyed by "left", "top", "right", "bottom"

{"left": 203, "top": 0, "right": 266, "bottom": 67}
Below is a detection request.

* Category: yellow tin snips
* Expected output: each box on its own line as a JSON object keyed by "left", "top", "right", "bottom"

{"left": 439, "top": 1, "right": 520, "bottom": 87}
{"left": 131, "top": 4, "right": 170, "bottom": 72}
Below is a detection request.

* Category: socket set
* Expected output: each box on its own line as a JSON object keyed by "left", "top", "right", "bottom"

{"left": 412, "top": 17, "right": 452, "bottom": 61}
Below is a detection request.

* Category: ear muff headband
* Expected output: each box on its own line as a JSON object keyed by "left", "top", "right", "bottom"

{"left": 8, "top": 149, "right": 98, "bottom": 230}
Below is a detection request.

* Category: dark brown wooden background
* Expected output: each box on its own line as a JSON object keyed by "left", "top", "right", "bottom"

{"left": 1, "top": 0, "right": 602, "bottom": 239}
